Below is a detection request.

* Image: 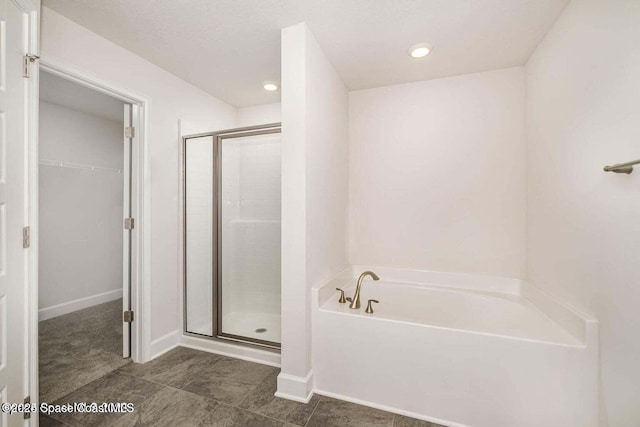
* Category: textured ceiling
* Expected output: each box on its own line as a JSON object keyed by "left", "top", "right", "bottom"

{"left": 42, "top": 0, "right": 569, "bottom": 107}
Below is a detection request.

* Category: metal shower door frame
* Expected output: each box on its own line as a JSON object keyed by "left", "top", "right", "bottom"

{"left": 183, "top": 123, "right": 282, "bottom": 351}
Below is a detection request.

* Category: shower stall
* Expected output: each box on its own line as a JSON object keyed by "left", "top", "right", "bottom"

{"left": 183, "top": 123, "right": 281, "bottom": 349}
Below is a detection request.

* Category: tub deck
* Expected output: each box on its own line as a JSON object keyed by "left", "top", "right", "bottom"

{"left": 322, "top": 282, "right": 581, "bottom": 346}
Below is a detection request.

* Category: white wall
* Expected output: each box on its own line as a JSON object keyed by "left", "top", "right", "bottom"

{"left": 278, "top": 22, "right": 349, "bottom": 400}
{"left": 348, "top": 67, "right": 526, "bottom": 278}
{"left": 41, "top": 7, "right": 237, "bottom": 349}
{"left": 305, "top": 37, "right": 349, "bottom": 291}
{"left": 525, "top": 0, "right": 640, "bottom": 425}
{"left": 237, "top": 103, "right": 281, "bottom": 127}
{"left": 39, "top": 101, "right": 124, "bottom": 318}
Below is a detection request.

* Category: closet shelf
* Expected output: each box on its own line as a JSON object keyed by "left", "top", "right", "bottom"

{"left": 40, "top": 159, "right": 122, "bottom": 174}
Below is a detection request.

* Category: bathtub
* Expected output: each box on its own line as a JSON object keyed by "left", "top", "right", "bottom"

{"left": 311, "top": 266, "right": 598, "bottom": 427}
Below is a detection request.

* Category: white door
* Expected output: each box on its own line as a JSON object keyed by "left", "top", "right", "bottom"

{"left": 0, "top": 0, "right": 31, "bottom": 425}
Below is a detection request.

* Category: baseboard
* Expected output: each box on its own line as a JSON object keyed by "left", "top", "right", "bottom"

{"left": 275, "top": 371, "right": 314, "bottom": 403}
{"left": 38, "top": 289, "right": 122, "bottom": 321}
{"left": 313, "top": 389, "right": 467, "bottom": 427}
{"left": 179, "top": 335, "right": 281, "bottom": 367}
{"left": 150, "top": 331, "right": 180, "bottom": 360}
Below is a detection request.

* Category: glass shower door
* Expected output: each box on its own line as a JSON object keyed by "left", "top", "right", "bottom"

{"left": 218, "top": 130, "right": 281, "bottom": 347}
{"left": 184, "top": 135, "right": 214, "bottom": 336}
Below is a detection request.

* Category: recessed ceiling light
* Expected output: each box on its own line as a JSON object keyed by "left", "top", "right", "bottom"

{"left": 408, "top": 43, "right": 432, "bottom": 59}
{"left": 263, "top": 81, "right": 279, "bottom": 91}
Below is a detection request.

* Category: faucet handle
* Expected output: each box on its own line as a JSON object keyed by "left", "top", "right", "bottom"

{"left": 365, "top": 299, "right": 379, "bottom": 314}
{"left": 336, "top": 288, "right": 347, "bottom": 303}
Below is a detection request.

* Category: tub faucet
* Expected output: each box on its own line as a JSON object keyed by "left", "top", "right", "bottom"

{"left": 349, "top": 271, "right": 380, "bottom": 309}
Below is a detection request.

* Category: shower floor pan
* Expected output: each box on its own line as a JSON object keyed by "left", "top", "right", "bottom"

{"left": 221, "top": 311, "right": 281, "bottom": 344}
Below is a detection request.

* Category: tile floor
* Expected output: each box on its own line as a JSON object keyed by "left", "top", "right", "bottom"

{"left": 39, "top": 299, "right": 128, "bottom": 404}
{"left": 39, "top": 302, "right": 446, "bottom": 427}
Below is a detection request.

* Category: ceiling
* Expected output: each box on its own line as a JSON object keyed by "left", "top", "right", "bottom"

{"left": 40, "top": 71, "right": 125, "bottom": 122}
{"left": 42, "top": 0, "right": 569, "bottom": 108}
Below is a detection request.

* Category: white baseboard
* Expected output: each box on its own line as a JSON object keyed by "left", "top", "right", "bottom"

{"left": 313, "top": 389, "right": 467, "bottom": 427}
{"left": 150, "top": 330, "right": 180, "bottom": 360}
{"left": 275, "top": 371, "right": 314, "bottom": 403}
{"left": 179, "top": 335, "right": 281, "bottom": 367}
{"left": 39, "top": 289, "right": 122, "bottom": 321}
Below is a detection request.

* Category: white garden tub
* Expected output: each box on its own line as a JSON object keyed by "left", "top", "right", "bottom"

{"left": 312, "top": 266, "right": 598, "bottom": 427}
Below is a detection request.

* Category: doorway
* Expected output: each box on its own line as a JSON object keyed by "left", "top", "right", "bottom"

{"left": 37, "top": 70, "right": 134, "bottom": 402}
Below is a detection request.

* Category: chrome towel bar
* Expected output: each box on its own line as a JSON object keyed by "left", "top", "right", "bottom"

{"left": 603, "top": 159, "right": 640, "bottom": 174}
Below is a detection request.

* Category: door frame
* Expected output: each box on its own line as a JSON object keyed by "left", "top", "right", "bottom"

{"left": 7, "top": 1, "right": 40, "bottom": 424}
{"left": 28, "top": 55, "right": 152, "bottom": 409}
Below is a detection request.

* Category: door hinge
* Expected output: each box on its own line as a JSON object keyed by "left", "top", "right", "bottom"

{"left": 23, "top": 226, "right": 30, "bottom": 248}
{"left": 124, "top": 126, "right": 135, "bottom": 139}
{"left": 23, "top": 53, "right": 39, "bottom": 78}
{"left": 23, "top": 396, "right": 31, "bottom": 419}
{"left": 123, "top": 310, "right": 134, "bottom": 323}
{"left": 124, "top": 218, "right": 135, "bottom": 230}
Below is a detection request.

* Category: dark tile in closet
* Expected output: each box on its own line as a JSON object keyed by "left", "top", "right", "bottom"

{"left": 201, "top": 404, "right": 284, "bottom": 427}
{"left": 81, "top": 310, "right": 123, "bottom": 353}
{"left": 182, "top": 356, "right": 277, "bottom": 405}
{"left": 306, "top": 396, "right": 394, "bottom": 427}
{"left": 39, "top": 299, "right": 121, "bottom": 337}
{"left": 110, "top": 387, "right": 219, "bottom": 427}
{"left": 39, "top": 298, "right": 127, "bottom": 402}
{"left": 39, "top": 347, "right": 130, "bottom": 403}
{"left": 238, "top": 370, "right": 320, "bottom": 425}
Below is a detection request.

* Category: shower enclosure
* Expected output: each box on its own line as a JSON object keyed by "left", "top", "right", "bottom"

{"left": 183, "top": 123, "right": 281, "bottom": 349}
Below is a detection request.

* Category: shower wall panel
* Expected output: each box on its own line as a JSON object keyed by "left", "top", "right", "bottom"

{"left": 184, "top": 136, "right": 214, "bottom": 335}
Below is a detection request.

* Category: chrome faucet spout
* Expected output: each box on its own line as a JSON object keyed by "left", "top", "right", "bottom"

{"left": 349, "top": 271, "right": 380, "bottom": 309}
